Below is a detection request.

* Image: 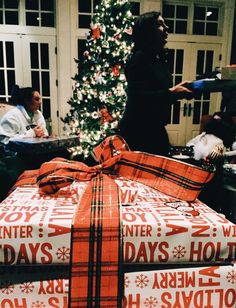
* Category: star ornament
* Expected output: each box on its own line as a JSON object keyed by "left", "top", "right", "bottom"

{"left": 91, "top": 24, "right": 101, "bottom": 39}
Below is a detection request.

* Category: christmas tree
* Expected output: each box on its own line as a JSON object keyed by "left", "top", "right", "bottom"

{"left": 62, "top": 0, "right": 134, "bottom": 158}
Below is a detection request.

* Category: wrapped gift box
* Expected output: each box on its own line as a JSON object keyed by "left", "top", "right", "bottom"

{"left": 0, "top": 179, "right": 235, "bottom": 266}
{"left": 1, "top": 264, "right": 235, "bottom": 308}
{"left": 221, "top": 66, "right": 236, "bottom": 80}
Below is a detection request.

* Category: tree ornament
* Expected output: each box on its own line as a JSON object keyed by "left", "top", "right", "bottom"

{"left": 99, "top": 105, "right": 114, "bottom": 123}
{"left": 91, "top": 24, "right": 101, "bottom": 39}
{"left": 112, "top": 65, "right": 120, "bottom": 76}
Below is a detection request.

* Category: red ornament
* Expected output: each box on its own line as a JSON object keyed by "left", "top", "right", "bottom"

{"left": 112, "top": 65, "right": 120, "bottom": 76}
{"left": 124, "top": 27, "right": 133, "bottom": 35}
{"left": 99, "top": 106, "right": 113, "bottom": 124}
{"left": 91, "top": 26, "right": 101, "bottom": 39}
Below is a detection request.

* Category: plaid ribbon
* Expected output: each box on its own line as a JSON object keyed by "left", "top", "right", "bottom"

{"left": 36, "top": 135, "right": 214, "bottom": 201}
{"left": 11, "top": 135, "right": 215, "bottom": 307}
{"left": 69, "top": 174, "right": 123, "bottom": 307}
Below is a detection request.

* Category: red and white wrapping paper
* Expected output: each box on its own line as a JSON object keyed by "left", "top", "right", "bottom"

{"left": 1, "top": 264, "right": 235, "bottom": 307}
{"left": 123, "top": 264, "right": 236, "bottom": 308}
{"left": 115, "top": 178, "right": 236, "bottom": 264}
{"left": 0, "top": 279, "right": 69, "bottom": 308}
{"left": 0, "top": 178, "right": 235, "bottom": 266}
{"left": 0, "top": 186, "right": 78, "bottom": 265}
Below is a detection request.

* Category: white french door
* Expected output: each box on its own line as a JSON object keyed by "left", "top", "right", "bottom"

{"left": 0, "top": 33, "right": 58, "bottom": 134}
{"left": 166, "top": 42, "right": 222, "bottom": 145}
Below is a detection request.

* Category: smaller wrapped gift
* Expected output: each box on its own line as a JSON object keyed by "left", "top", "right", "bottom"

{"left": 221, "top": 65, "right": 236, "bottom": 80}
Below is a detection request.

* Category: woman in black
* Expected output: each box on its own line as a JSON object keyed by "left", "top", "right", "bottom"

{"left": 119, "top": 11, "right": 192, "bottom": 156}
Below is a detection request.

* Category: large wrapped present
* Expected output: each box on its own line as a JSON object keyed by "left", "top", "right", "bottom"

{"left": 1, "top": 182, "right": 235, "bottom": 267}
{"left": 1, "top": 135, "right": 234, "bottom": 307}
{"left": 1, "top": 264, "right": 236, "bottom": 308}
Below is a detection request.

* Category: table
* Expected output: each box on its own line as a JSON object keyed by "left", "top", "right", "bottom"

{"left": 7, "top": 135, "right": 80, "bottom": 169}
{"left": 7, "top": 135, "right": 80, "bottom": 154}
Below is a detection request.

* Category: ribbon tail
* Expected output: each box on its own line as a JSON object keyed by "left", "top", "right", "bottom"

{"left": 69, "top": 174, "right": 123, "bottom": 307}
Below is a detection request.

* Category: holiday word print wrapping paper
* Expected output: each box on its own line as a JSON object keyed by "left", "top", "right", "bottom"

{"left": 0, "top": 264, "right": 236, "bottom": 308}
{"left": 0, "top": 178, "right": 235, "bottom": 266}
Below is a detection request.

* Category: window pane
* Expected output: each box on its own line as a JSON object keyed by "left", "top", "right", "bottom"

{"left": 174, "top": 75, "right": 182, "bottom": 85}
{"left": 207, "top": 7, "right": 218, "bottom": 21}
{"left": 176, "top": 50, "right": 183, "bottom": 74}
{"left": 167, "top": 49, "right": 174, "bottom": 73}
{"left": 203, "top": 92, "right": 210, "bottom": 100}
{"left": 30, "top": 43, "right": 39, "bottom": 69}
{"left": 176, "top": 20, "right": 187, "bottom": 34}
{"left": 196, "top": 51, "right": 204, "bottom": 75}
{"left": 0, "top": 11, "right": 3, "bottom": 24}
{"left": 78, "top": 15, "right": 91, "bottom": 28}
{"left": 0, "top": 42, "right": 3, "bottom": 67}
{"left": 194, "top": 6, "right": 206, "bottom": 20}
{"left": 193, "top": 22, "right": 204, "bottom": 35}
{"left": 78, "top": 39, "right": 86, "bottom": 60}
{"left": 7, "top": 70, "right": 15, "bottom": 93}
{"left": 5, "top": 11, "right": 18, "bottom": 24}
{"left": 26, "top": 0, "right": 39, "bottom": 10}
{"left": 26, "top": 12, "right": 39, "bottom": 26}
{"left": 40, "top": 43, "right": 49, "bottom": 69}
{"left": 163, "top": 5, "right": 174, "bottom": 18}
{"left": 205, "top": 50, "right": 213, "bottom": 73}
{"left": 31, "top": 71, "right": 40, "bottom": 91}
{"left": 6, "top": 42, "right": 14, "bottom": 68}
{"left": 0, "top": 0, "right": 3, "bottom": 8}
{"left": 42, "top": 71, "right": 50, "bottom": 96}
{"left": 78, "top": 0, "right": 91, "bottom": 13}
{"left": 176, "top": 6, "right": 188, "bottom": 19}
{"left": 130, "top": 2, "right": 140, "bottom": 16}
{"left": 0, "top": 70, "right": 5, "bottom": 94}
{"left": 5, "top": 0, "right": 18, "bottom": 9}
{"left": 93, "top": 0, "right": 100, "bottom": 10}
{"left": 202, "top": 101, "right": 209, "bottom": 115}
{"left": 193, "top": 101, "right": 201, "bottom": 124}
{"left": 41, "top": 12, "right": 54, "bottom": 27}
{"left": 206, "top": 23, "right": 217, "bottom": 35}
{"left": 173, "top": 101, "right": 180, "bottom": 124}
{"left": 166, "top": 19, "right": 174, "bottom": 33}
{"left": 42, "top": 98, "right": 50, "bottom": 119}
{"left": 41, "top": 0, "right": 54, "bottom": 11}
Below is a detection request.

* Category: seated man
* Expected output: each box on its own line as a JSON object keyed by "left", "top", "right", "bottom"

{"left": 0, "top": 85, "right": 48, "bottom": 144}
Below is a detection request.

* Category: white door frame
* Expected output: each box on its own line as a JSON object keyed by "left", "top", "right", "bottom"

{"left": 166, "top": 41, "right": 222, "bottom": 145}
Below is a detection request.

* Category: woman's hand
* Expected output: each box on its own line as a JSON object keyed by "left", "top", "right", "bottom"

{"left": 33, "top": 126, "right": 45, "bottom": 137}
{"left": 169, "top": 80, "right": 192, "bottom": 93}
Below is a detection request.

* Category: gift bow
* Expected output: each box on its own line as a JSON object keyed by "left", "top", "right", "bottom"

{"left": 37, "top": 135, "right": 214, "bottom": 201}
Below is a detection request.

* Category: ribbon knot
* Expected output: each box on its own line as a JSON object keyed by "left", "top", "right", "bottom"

{"left": 35, "top": 135, "right": 214, "bottom": 201}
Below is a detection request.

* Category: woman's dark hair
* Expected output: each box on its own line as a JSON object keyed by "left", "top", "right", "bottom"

{"left": 10, "top": 85, "right": 35, "bottom": 107}
{"left": 132, "top": 11, "right": 163, "bottom": 55}
{"left": 205, "top": 118, "right": 235, "bottom": 148}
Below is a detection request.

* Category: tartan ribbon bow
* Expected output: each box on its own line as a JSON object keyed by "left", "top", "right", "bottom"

{"left": 37, "top": 135, "right": 214, "bottom": 202}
